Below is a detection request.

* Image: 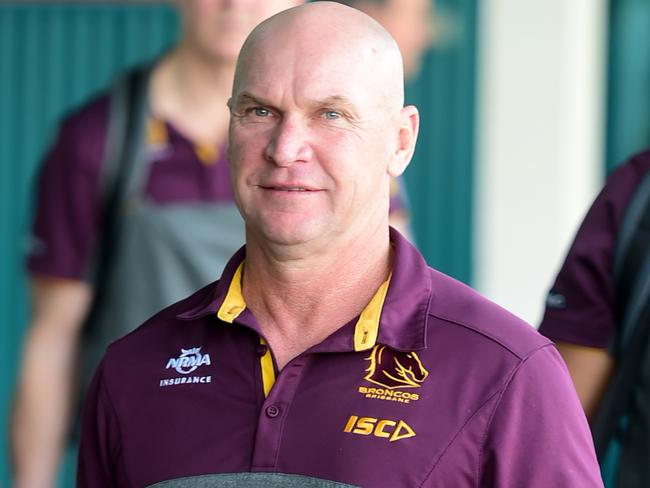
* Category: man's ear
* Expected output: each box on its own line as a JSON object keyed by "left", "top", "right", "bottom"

{"left": 387, "top": 105, "right": 419, "bottom": 177}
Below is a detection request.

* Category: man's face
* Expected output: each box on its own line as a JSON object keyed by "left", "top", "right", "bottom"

{"left": 228, "top": 35, "right": 400, "bottom": 246}
{"left": 176, "top": 0, "right": 301, "bottom": 63}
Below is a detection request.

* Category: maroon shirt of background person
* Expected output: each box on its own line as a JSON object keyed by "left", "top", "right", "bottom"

{"left": 540, "top": 150, "right": 650, "bottom": 347}
{"left": 27, "top": 95, "right": 408, "bottom": 282}
{"left": 78, "top": 230, "right": 603, "bottom": 488}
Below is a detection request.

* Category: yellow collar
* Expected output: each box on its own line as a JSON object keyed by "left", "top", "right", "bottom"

{"left": 216, "top": 261, "right": 391, "bottom": 351}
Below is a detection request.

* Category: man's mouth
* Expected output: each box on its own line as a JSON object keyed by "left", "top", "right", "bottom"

{"left": 260, "top": 185, "right": 318, "bottom": 192}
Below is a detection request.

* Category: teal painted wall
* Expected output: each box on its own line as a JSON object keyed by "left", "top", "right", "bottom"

{"left": 0, "top": 4, "right": 178, "bottom": 486}
{"left": 0, "top": 2, "right": 475, "bottom": 486}
{"left": 606, "top": 0, "right": 650, "bottom": 171}
{"left": 600, "top": 3, "right": 650, "bottom": 485}
{"left": 405, "top": 0, "right": 476, "bottom": 283}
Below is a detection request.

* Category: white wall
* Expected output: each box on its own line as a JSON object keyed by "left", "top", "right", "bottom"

{"left": 475, "top": 0, "right": 607, "bottom": 326}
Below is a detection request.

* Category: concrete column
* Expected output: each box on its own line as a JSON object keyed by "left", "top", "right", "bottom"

{"left": 474, "top": 0, "right": 607, "bottom": 325}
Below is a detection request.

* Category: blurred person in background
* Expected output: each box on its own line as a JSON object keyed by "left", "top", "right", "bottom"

{"left": 539, "top": 149, "right": 650, "bottom": 486}
{"left": 10, "top": 1, "right": 304, "bottom": 487}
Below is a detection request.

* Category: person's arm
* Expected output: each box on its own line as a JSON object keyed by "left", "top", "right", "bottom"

{"left": 11, "top": 277, "right": 92, "bottom": 488}
{"left": 481, "top": 345, "right": 604, "bottom": 487}
{"left": 555, "top": 340, "right": 615, "bottom": 421}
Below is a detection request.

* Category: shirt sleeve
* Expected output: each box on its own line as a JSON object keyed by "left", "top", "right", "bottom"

{"left": 77, "top": 359, "right": 125, "bottom": 487}
{"left": 539, "top": 152, "right": 650, "bottom": 348}
{"left": 27, "top": 96, "right": 109, "bottom": 282}
{"left": 480, "top": 345, "right": 604, "bottom": 487}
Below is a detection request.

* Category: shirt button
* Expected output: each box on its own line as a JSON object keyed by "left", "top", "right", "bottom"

{"left": 266, "top": 404, "right": 281, "bottom": 418}
{"left": 256, "top": 344, "right": 268, "bottom": 356}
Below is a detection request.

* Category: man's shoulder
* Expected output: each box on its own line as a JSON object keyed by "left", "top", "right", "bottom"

{"left": 425, "top": 267, "right": 550, "bottom": 361}
{"left": 610, "top": 148, "right": 650, "bottom": 184}
{"left": 59, "top": 92, "right": 111, "bottom": 140}
{"left": 598, "top": 148, "right": 650, "bottom": 209}
{"left": 61, "top": 64, "right": 150, "bottom": 137}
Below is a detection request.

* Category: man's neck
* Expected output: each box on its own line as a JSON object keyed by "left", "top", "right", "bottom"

{"left": 242, "top": 225, "right": 392, "bottom": 369}
{"left": 150, "top": 44, "right": 235, "bottom": 143}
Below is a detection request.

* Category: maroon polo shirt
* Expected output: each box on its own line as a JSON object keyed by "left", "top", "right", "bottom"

{"left": 78, "top": 230, "right": 602, "bottom": 487}
{"left": 540, "top": 150, "right": 650, "bottom": 347}
{"left": 27, "top": 94, "right": 408, "bottom": 282}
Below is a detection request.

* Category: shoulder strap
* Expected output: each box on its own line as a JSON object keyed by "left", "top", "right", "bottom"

{"left": 613, "top": 170, "right": 650, "bottom": 347}
{"left": 85, "top": 64, "right": 151, "bottom": 324}
{"left": 592, "top": 169, "right": 650, "bottom": 460}
{"left": 100, "top": 64, "right": 151, "bottom": 228}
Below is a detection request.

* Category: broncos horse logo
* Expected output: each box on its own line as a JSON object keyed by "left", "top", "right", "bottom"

{"left": 364, "top": 345, "right": 429, "bottom": 389}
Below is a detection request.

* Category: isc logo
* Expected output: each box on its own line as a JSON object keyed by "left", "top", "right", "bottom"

{"left": 343, "top": 415, "right": 416, "bottom": 442}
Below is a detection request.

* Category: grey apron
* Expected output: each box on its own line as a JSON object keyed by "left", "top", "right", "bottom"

{"left": 80, "top": 67, "right": 245, "bottom": 403}
{"left": 148, "top": 473, "right": 358, "bottom": 487}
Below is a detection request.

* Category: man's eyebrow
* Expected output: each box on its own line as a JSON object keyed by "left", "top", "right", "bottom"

{"left": 312, "top": 96, "right": 361, "bottom": 120}
{"left": 232, "top": 92, "right": 273, "bottom": 107}
{"left": 313, "top": 95, "right": 356, "bottom": 109}
{"left": 231, "top": 93, "right": 359, "bottom": 116}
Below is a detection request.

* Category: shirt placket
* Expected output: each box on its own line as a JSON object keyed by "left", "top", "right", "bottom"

{"left": 251, "top": 352, "right": 309, "bottom": 470}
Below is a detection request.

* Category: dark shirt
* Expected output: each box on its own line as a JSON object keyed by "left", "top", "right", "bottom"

{"left": 540, "top": 150, "right": 650, "bottom": 347}
{"left": 78, "top": 230, "right": 602, "bottom": 488}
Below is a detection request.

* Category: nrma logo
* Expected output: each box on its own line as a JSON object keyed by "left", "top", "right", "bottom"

{"left": 166, "top": 347, "right": 211, "bottom": 375}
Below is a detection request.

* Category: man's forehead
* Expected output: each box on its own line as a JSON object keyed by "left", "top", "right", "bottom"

{"left": 235, "top": 47, "right": 370, "bottom": 100}
{"left": 232, "top": 2, "right": 404, "bottom": 110}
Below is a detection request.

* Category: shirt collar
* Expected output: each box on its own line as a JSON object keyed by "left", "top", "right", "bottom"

{"left": 177, "top": 228, "right": 431, "bottom": 352}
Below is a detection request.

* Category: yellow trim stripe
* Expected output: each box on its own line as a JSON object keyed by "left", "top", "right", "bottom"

{"left": 354, "top": 274, "right": 392, "bottom": 351}
{"left": 193, "top": 142, "right": 219, "bottom": 166}
{"left": 260, "top": 337, "right": 276, "bottom": 397}
{"left": 147, "top": 117, "right": 168, "bottom": 146}
{"left": 217, "top": 262, "right": 246, "bottom": 323}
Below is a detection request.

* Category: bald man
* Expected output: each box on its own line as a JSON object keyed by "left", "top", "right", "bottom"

{"left": 77, "top": 3, "right": 603, "bottom": 487}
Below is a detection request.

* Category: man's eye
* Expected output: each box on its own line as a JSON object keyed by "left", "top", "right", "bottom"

{"left": 252, "top": 107, "right": 271, "bottom": 117}
{"left": 323, "top": 110, "right": 341, "bottom": 120}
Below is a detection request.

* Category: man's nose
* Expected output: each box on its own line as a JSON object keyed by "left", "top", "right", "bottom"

{"left": 264, "top": 118, "right": 312, "bottom": 166}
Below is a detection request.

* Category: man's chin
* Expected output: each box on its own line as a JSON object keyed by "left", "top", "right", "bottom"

{"left": 251, "top": 221, "right": 323, "bottom": 248}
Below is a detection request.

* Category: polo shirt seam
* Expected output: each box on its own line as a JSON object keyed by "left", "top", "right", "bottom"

{"left": 427, "top": 311, "right": 548, "bottom": 361}
{"left": 475, "top": 343, "right": 554, "bottom": 486}
{"left": 101, "top": 363, "right": 133, "bottom": 488}
{"left": 272, "top": 402, "right": 290, "bottom": 470}
{"left": 417, "top": 386, "right": 505, "bottom": 488}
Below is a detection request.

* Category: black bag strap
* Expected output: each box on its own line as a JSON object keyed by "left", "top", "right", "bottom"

{"left": 84, "top": 64, "right": 151, "bottom": 326}
{"left": 613, "top": 171, "right": 650, "bottom": 349}
{"left": 592, "top": 169, "right": 650, "bottom": 460}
